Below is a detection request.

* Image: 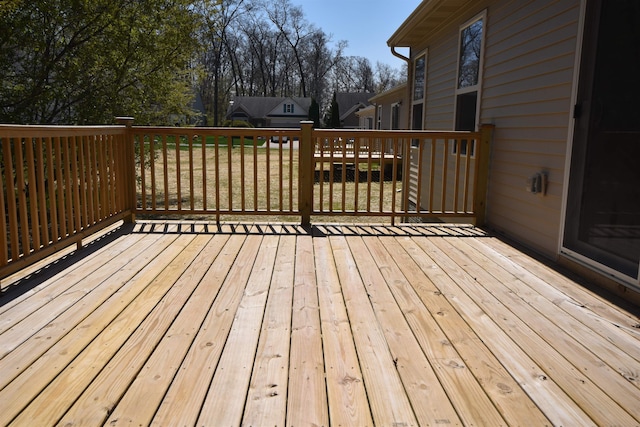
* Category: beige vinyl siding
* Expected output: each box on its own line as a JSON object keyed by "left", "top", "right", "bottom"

{"left": 410, "top": 19, "right": 466, "bottom": 209}
{"left": 424, "top": 34, "right": 457, "bottom": 130}
{"left": 480, "top": 0, "right": 580, "bottom": 257}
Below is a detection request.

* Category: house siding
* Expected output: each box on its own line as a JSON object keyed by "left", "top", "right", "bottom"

{"left": 406, "top": 0, "right": 580, "bottom": 258}
{"left": 423, "top": 34, "right": 457, "bottom": 130}
{"left": 481, "top": 0, "right": 580, "bottom": 257}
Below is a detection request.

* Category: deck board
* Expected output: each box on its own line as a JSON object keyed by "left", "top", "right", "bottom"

{"left": 1, "top": 220, "right": 639, "bottom": 426}
{"left": 287, "top": 233, "right": 328, "bottom": 427}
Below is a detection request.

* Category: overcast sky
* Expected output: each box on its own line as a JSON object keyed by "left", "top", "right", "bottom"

{"left": 290, "top": 0, "right": 422, "bottom": 69}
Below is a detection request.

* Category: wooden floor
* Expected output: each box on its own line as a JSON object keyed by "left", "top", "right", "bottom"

{"left": 1, "top": 221, "right": 639, "bottom": 427}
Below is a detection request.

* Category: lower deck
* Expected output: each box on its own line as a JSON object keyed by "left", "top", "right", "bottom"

{"left": 1, "top": 221, "right": 639, "bottom": 426}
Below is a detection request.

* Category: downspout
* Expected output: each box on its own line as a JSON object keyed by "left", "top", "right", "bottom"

{"left": 391, "top": 46, "right": 410, "bottom": 63}
{"left": 390, "top": 46, "right": 412, "bottom": 130}
{"left": 390, "top": 45, "right": 413, "bottom": 222}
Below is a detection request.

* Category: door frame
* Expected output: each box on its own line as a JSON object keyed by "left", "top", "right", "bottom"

{"left": 559, "top": 0, "right": 640, "bottom": 289}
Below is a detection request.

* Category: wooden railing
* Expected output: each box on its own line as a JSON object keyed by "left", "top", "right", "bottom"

{"left": 130, "top": 125, "right": 302, "bottom": 222}
{"left": 130, "top": 123, "right": 492, "bottom": 226}
{"left": 1, "top": 120, "right": 492, "bottom": 279}
{"left": 0, "top": 124, "right": 134, "bottom": 279}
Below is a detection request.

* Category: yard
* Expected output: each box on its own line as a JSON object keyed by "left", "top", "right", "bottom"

{"left": 137, "top": 141, "right": 404, "bottom": 223}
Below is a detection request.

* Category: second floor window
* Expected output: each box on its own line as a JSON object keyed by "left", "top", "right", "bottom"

{"left": 454, "top": 12, "right": 485, "bottom": 155}
{"left": 458, "top": 18, "right": 483, "bottom": 89}
{"left": 283, "top": 103, "right": 294, "bottom": 113}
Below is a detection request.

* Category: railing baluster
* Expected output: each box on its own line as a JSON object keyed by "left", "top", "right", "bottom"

{"left": 454, "top": 137, "right": 461, "bottom": 213}
{"left": 150, "top": 133, "right": 156, "bottom": 211}
{"left": 91, "top": 135, "right": 100, "bottom": 221}
{"left": 227, "top": 133, "right": 232, "bottom": 212}
{"left": 391, "top": 138, "right": 399, "bottom": 222}
{"left": 366, "top": 137, "right": 373, "bottom": 213}
{"left": 341, "top": 134, "right": 346, "bottom": 213}
{"left": 78, "top": 136, "right": 89, "bottom": 229}
{"left": 317, "top": 136, "right": 324, "bottom": 213}
{"left": 272, "top": 135, "right": 278, "bottom": 211}
{"left": 201, "top": 134, "right": 207, "bottom": 211}
{"left": 175, "top": 133, "right": 181, "bottom": 212}
{"left": 35, "top": 137, "right": 49, "bottom": 247}
{"left": 0, "top": 138, "right": 10, "bottom": 266}
{"left": 161, "top": 135, "right": 168, "bottom": 210}
{"left": 415, "top": 139, "right": 424, "bottom": 214}
{"left": 353, "top": 137, "right": 360, "bottom": 213}
{"left": 379, "top": 137, "right": 385, "bottom": 213}
{"left": 441, "top": 139, "right": 449, "bottom": 213}
{"left": 289, "top": 139, "right": 294, "bottom": 212}
{"left": 0, "top": 152, "right": 6, "bottom": 264}
{"left": 253, "top": 138, "right": 258, "bottom": 212}
{"left": 8, "top": 140, "right": 19, "bottom": 260}
{"left": 108, "top": 134, "right": 117, "bottom": 217}
{"left": 44, "top": 137, "right": 59, "bottom": 242}
{"left": 98, "top": 135, "right": 109, "bottom": 220}
{"left": 214, "top": 135, "right": 220, "bottom": 222}
{"left": 463, "top": 137, "right": 472, "bottom": 212}
{"left": 25, "top": 137, "right": 40, "bottom": 251}
{"left": 15, "top": 138, "right": 30, "bottom": 254}
{"left": 189, "top": 134, "right": 195, "bottom": 211}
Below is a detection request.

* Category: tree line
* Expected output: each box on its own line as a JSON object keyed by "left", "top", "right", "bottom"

{"left": 0, "top": 0, "right": 405, "bottom": 125}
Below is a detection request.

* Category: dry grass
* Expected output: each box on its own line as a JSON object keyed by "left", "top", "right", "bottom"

{"left": 137, "top": 144, "right": 403, "bottom": 223}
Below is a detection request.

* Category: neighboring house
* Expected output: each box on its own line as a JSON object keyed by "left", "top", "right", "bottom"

{"left": 388, "top": 0, "right": 640, "bottom": 300}
{"left": 335, "top": 92, "right": 376, "bottom": 128}
{"left": 369, "top": 83, "right": 408, "bottom": 130}
{"left": 354, "top": 104, "right": 375, "bottom": 129}
{"left": 226, "top": 96, "right": 311, "bottom": 128}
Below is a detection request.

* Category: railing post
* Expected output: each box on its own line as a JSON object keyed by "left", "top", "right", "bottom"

{"left": 473, "top": 124, "right": 494, "bottom": 227}
{"left": 115, "top": 117, "right": 136, "bottom": 223}
{"left": 299, "top": 121, "right": 314, "bottom": 227}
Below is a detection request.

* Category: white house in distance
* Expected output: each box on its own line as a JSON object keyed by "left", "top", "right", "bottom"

{"left": 354, "top": 104, "right": 375, "bottom": 129}
{"left": 388, "top": 0, "right": 640, "bottom": 303}
{"left": 369, "top": 83, "right": 408, "bottom": 130}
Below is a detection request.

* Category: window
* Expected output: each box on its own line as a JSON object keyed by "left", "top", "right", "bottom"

{"left": 391, "top": 103, "right": 401, "bottom": 130}
{"left": 411, "top": 52, "right": 427, "bottom": 148}
{"left": 283, "top": 103, "right": 294, "bottom": 113}
{"left": 457, "top": 18, "right": 483, "bottom": 90}
{"left": 366, "top": 117, "right": 373, "bottom": 129}
{"left": 413, "top": 55, "right": 426, "bottom": 101}
{"left": 454, "top": 12, "right": 485, "bottom": 155}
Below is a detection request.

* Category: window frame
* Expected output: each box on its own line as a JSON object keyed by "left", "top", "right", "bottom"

{"left": 411, "top": 51, "right": 428, "bottom": 131}
{"left": 453, "top": 10, "right": 486, "bottom": 156}
{"left": 391, "top": 102, "right": 401, "bottom": 130}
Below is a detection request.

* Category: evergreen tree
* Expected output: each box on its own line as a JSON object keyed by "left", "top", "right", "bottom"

{"left": 308, "top": 98, "right": 320, "bottom": 128}
{"left": 327, "top": 92, "right": 341, "bottom": 128}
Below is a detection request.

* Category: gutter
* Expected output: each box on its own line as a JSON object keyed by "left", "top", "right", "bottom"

{"left": 390, "top": 46, "right": 410, "bottom": 63}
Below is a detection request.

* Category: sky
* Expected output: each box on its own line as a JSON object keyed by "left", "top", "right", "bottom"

{"left": 290, "top": 0, "right": 422, "bottom": 69}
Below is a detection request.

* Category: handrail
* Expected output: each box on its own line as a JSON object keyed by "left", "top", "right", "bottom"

{"left": 0, "top": 125, "right": 134, "bottom": 280}
{"left": 1, "top": 121, "right": 493, "bottom": 280}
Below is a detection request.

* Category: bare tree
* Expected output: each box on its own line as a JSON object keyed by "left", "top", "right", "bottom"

{"left": 375, "top": 61, "right": 403, "bottom": 92}
{"left": 195, "top": 0, "right": 403, "bottom": 124}
{"left": 332, "top": 56, "right": 375, "bottom": 93}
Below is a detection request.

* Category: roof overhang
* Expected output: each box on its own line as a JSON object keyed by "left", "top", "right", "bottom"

{"left": 369, "top": 83, "right": 407, "bottom": 103}
{"left": 387, "top": 0, "right": 474, "bottom": 48}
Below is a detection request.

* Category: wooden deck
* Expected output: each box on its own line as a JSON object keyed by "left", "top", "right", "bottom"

{"left": 1, "top": 221, "right": 639, "bottom": 426}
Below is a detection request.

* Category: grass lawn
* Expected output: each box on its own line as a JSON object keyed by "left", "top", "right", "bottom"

{"left": 137, "top": 144, "right": 402, "bottom": 223}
